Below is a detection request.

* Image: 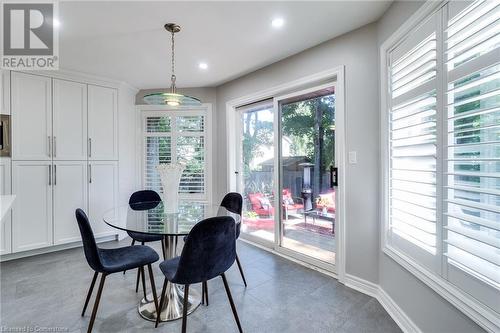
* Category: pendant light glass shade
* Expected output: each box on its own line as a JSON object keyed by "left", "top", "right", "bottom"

{"left": 143, "top": 23, "right": 202, "bottom": 106}
{"left": 143, "top": 92, "right": 201, "bottom": 107}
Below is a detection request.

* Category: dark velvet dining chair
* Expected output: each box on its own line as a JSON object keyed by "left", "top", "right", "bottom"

{"left": 124, "top": 190, "right": 164, "bottom": 296}
{"left": 75, "top": 209, "right": 160, "bottom": 333}
{"left": 155, "top": 215, "right": 243, "bottom": 333}
{"left": 201, "top": 192, "right": 245, "bottom": 306}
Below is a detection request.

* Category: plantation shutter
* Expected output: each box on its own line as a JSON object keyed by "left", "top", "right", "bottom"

{"left": 387, "top": 12, "right": 440, "bottom": 272}
{"left": 176, "top": 116, "right": 206, "bottom": 194}
{"left": 144, "top": 112, "right": 207, "bottom": 200}
{"left": 444, "top": 0, "right": 500, "bottom": 311}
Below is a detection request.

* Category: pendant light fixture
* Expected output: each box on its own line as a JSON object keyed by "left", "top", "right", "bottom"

{"left": 143, "top": 23, "right": 201, "bottom": 106}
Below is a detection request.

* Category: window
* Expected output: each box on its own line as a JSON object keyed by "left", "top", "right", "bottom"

{"left": 382, "top": 0, "right": 499, "bottom": 330}
{"left": 143, "top": 109, "right": 211, "bottom": 201}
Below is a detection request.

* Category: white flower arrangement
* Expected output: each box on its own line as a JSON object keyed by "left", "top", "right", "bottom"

{"left": 156, "top": 162, "right": 186, "bottom": 213}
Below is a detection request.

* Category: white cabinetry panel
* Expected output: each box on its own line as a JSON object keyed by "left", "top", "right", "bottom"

{"left": 53, "top": 161, "right": 87, "bottom": 245}
{"left": 53, "top": 79, "right": 88, "bottom": 160}
{"left": 0, "top": 158, "right": 12, "bottom": 254}
{"left": 88, "top": 85, "right": 118, "bottom": 160}
{"left": 11, "top": 72, "right": 52, "bottom": 160}
{"left": 88, "top": 161, "right": 118, "bottom": 237}
{"left": 1, "top": 70, "right": 10, "bottom": 115}
{"left": 12, "top": 161, "right": 52, "bottom": 252}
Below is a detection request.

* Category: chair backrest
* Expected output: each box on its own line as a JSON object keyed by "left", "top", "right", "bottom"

{"left": 220, "top": 192, "right": 243, "bottom": 216}
{"left": 129, "top": 190, "right": 161, "bottom": 210}
{"left": 75, "top": 209, "right": 103, "bottom": 272}
{"left": 172, "top": 216, "right": 236, "bottom": 284}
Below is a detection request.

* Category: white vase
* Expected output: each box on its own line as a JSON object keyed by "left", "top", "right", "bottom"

{"left": 156, "top": 163, "right": 185, "bottom": 213}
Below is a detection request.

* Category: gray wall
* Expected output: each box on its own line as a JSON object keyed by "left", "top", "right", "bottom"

{"left": 216, "top": 23, "right": 381, "bottom": 284}
{"left": 377, "top": 2, "right": 484, "bottom": 332}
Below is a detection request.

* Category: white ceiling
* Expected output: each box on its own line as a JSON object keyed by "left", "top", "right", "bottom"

{"left": 59, "top": 1, "right": 391, "bottom": 89}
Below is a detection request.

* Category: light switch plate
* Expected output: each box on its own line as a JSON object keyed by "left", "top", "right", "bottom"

{"left": 349, "top": 151, "right": 357, "bottom": 164}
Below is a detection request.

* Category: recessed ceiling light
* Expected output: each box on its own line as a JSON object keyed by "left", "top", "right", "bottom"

{"left": 271, "top": 17, "right": 284, "bottom": 28}
{"left": 199, "top": 62, "right": 208, "bottom": 70}
{"left": 53, "top": 18, "right": 61, "bottom": 28}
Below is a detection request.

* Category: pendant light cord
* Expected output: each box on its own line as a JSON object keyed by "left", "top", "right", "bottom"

{"left": 170, "top": 29, "right": 176, "bottom": 93}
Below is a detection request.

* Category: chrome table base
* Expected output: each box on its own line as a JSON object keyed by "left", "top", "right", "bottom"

{"left": 138, "top": 286, "right": 201, "bottom": 322}
{"left": 138, "top": 235, "right": 201, "bottom": 322}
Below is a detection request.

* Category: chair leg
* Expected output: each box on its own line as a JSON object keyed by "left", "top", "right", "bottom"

{"left": 140, "top": 266, "right": 147, "bottom": 300}
{"left": 135, "top": 267, "right": 141, "bottom": 292}
{"left": 155, "top": 279, "right": 168, "bottom": 328}
{"left": 201, "top": 282, "right": 205, "bottom": 305}
{"left": 81, "top": 272, "right": 98, "bottom": 316}
{"left": 87, "top": 273, "right": 106, "bottom": 333}
{"left": 221, "top": 273, "right": 243, "bottom": 333}
{"left": 124, "top": 240, "right": 136, "bottom": 274}
{"left": 147, "top": 264, "right": 159, "bottom": 314}
{"left": 235, "top": 254, "right": 247, "bottom": 287}
{"left": 182, "top": 284, "right": 190, "bottom": 333}
{"left": 203, "top": 281, "right": 209, "bottom": 305}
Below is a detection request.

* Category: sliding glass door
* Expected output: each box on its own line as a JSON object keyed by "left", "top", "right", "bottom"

{"left": 235, "top": 84, "right": 338, "bottom": 271}
{"left": 278, "top": 85, "right": 336, "bottom": 265}
{"left": 236, "top": 100, "right": 276, "bottom": 243}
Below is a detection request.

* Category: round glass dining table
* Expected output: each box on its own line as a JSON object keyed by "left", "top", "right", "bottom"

{"left": 102, "top": 200, "right": 240, "bottom": 323}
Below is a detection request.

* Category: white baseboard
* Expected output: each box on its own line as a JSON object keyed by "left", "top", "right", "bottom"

{"left": 345, "top": 274, "right": 421, "bottom": 333}
{"left": 345, "top": 273, "right": 379, "bottom": 298}
{"left": 0, "top": 234, "right": 118, "bottom": 262}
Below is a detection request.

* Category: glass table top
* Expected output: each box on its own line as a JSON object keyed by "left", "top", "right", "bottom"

{"left": 103, "top": 201, "right": 240, "bottom": 236}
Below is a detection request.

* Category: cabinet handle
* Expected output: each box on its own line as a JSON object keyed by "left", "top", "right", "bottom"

{"left": 88, "top": 138, "right": 92, "bottom": 158}
{"left": 47, "top": 136, "right": 51, "bottom": 157}
{"left": 88, "top": 164, "right": 92, "bottom": 183}
{"left": 48, "top": 165, "right": 52, "bottom": 186}
{"left": 54, "top": 164, "right": 57, "bottom": 185}
{"left": 53, "top": 136, "right": 56, "bottom": 157}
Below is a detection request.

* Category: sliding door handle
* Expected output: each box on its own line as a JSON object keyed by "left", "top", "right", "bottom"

{"left": 330, "top": 166, "right": 338, "bottom": 187}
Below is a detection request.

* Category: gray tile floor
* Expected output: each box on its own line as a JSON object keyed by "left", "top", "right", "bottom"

{"left": 0, "top": 239, "right": 401, "bottom": 333}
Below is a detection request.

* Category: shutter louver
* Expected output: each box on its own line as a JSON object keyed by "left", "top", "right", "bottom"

{"left": 177, "top": 136, "right": 205, "bottom": 194}
{"left": 445, "top": 0, "right": 500, "bottom": 307}
{"left": 144, "top": 113, "right": 207, "bottom": 198}
{"left": 388, "top": 14, "right": 439, "bottom": 262}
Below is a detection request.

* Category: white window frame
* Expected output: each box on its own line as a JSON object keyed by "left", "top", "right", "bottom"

{"left": 225, "top": 66, "right": 346, "bottom": 282}
{"left": 137, "top": 103, "right": 213, "bottom": 203}
{"left": 380, "top": 2, "right": 500, "bottom": 332}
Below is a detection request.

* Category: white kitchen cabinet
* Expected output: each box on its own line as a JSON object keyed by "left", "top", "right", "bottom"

{"left": 53, "top": 79, "right": 88, "bottom": 160}
{"left": 1, "top": 70, "right": 10, "bottom": 115}
{"left": 0, "top": 158, "right": 12, "bottom": 255}
{"left": 12, "top": 161, "right": 53, "bottom": 252}
{"left": 88, "top": 85, "right": 118, "bottom": 160}
{"left": 88, "top": 161, "right": 118, "bottom": 237}
{"left": 53, "top": 161, "right": 88, "bottom": 245}
{"left": 11, "top": 72, "right": 52, "bottom": 160}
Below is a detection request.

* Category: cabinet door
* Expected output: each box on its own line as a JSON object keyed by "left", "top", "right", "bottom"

{"left": 11, "top": 72, "right": 52, "bottom": 160}
{"left": 1, "top": 70, "right": 10, "bottom": 115}
{"left": 0, "top": 158, "right": 12, "bottom": 254}
{"left": 53, "top": 79, "right": 87, "bottom": 160}
{"left": 12, "top": 161, "right": 52, "bottom": 252}
{"left": 88, "top": 85, "right": 118, "bottom": 160}
{"left": 88, "top": 161, "right": 118, "bottom": 237}
{"left": 53, "top": 161, "right": 87, "bottom": 245}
